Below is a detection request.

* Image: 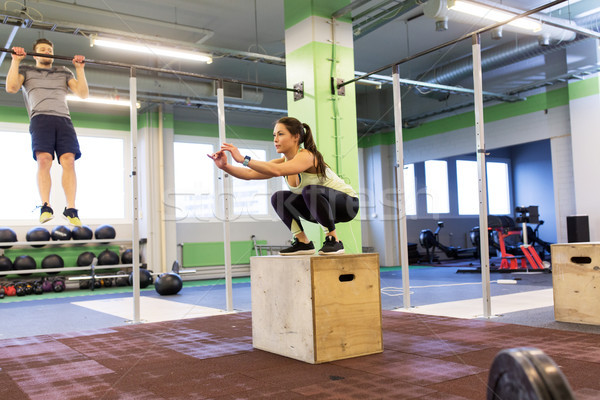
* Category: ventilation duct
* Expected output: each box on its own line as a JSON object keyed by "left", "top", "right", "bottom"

{"left": 78, "top": 69, "right": 264, "bottom": 104}
{"left": 423, "top": 0, "right": 577, "bottom": 42}
{"left": 415, "top": 9, "right": 600, "bottom": 100}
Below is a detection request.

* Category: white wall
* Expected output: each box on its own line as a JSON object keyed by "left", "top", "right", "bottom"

{"left": 569, "top": 82, "right": 600, "bottom": 241}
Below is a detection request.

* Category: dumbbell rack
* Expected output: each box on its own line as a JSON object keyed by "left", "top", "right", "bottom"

{"left": 0, "top": 238, "right": 133, "bottom": 277}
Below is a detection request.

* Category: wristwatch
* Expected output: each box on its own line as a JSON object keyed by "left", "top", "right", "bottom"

{"left": 243, "top": 155, "right": 251, "bottom": 167}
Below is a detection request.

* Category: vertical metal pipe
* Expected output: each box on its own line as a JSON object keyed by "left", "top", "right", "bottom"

{"left": 392, "top": 65, "right": 411, "bottom": 309}
{"left": 217, "top": 80, "right": 233, "bottom": 311}
{"left": 158, "top": 105, "right": 167, "bottom": 273}
{"left": 130, "top": 68, "right": 141, "bottom": 323}
{"left": 472, "top": 35, "right": 492, "bottom": 318}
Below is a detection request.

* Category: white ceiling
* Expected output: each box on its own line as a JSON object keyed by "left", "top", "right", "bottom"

{"left": 1, "top": 0, "right": 598, "bottom": 132}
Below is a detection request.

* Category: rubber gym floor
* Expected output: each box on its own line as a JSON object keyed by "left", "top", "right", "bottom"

{"left": 1, "top": 260, "right": 599, "bottom": 399}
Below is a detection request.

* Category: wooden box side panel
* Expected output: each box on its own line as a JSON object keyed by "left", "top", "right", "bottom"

{"left": 552, "top": 244, "right": 600, "bottom": 325}
{"left": 311, "top": 254, "right": 383, "bottom": 363}
{"left": 251, "top": 256, "right": 316, "bottom": 363}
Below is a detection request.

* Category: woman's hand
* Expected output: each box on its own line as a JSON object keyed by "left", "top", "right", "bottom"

{"left": 207, "top": 150, "right": 227, "bottom": 169}
{"left": 220, "top": 143, "right": 244, "bottom": 164}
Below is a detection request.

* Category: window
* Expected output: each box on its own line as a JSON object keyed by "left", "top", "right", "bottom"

{"left": 232, "top": 148, "right": 269, "bottom": 217}
{"left": 456, "top": 160, "right": 511, "bottom": 215}
{"left": 0, "top": 131, "right": 39, "bottom": 220}
{"left": 173, "top": 141, "right": 215, "bottom": 220}
{"left": 403, "top": 164, "right": 417, "bottom": 216}
{"left": 487, "top": 162, "right": 510, "bottom": 215}
{"left": 0, "top": 129, "right": 127, "bottom": 222}
{"left": 424, "top": 160, "right": 449, "bottom": 214}
{"left": 77, "top": 136, "right": 126, "bottom": 219}
{"left": 173, "top": 137, "right": 281, "bottom": 221}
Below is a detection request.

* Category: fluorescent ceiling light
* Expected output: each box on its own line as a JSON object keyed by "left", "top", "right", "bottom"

{"left": 449, "top": 0, "right": 542, "bottom": 32}
{"left": 92, "top": 38, "right": 213, "bottom": 63}
{"left": 576, "top": 6, "right": 600, "bottom": 19}
{"left": 67, "top": 95, "right": 140, "bottom": 108}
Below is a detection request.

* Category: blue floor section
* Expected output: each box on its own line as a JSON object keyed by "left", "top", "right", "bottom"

{"left": 0, "top": 266, "right": 554, "bottom": 340}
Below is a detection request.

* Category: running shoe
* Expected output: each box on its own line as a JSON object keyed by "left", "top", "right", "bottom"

{"left": 318, "top": 236, "right": 345, "bottom": 255}
{"left": 63, "top": 207, "right": 82, "bottom": 227}
{"left": 39, "top": 202, "right": 54, "bottom": 224}
{"left": 279, "top": 238, "right": 315, "bottom": 256}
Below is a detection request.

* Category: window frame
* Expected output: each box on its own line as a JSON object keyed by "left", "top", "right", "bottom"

{"left": 0, "top": 122, "right": 132, "bottom": 226}
{"left": 173, "top": 134, "right": 282, "bottom": 223}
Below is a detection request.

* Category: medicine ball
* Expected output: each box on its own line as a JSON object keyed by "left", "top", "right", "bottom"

{"left": 52, "top": 278, "right": 66, "bottom": 293}
{"left": 76, "top": 251, "right": 96, "bottom": 266}
{"left": 94, "top": 225, "right": 116, "bottom": 241}
{"left": 115, "top": 271, "right": 130, "bottom": 286}
{"left": 72, "top": 225, "right": 93, "bottom": 241}
{"left": 0, "top": 227, "right": 17, "bottom": 249}
{"left": 41, "top": 279, "right": 54, "bottom": 292}
{"left": 121, "top": 249, "right": 133, "bottom": 264}
{"left": 0, "top": 255, "right": 12, "bottom": 272}
{"left": 33, "top": 281, "right": 44, "bottom": 295}
{"left": 4, "top": 284, "right": 16, "bottom": 296}
{"left": 51, "top": 225, "right": 72, "bottom": 241}
{"left": 97, "top": 249, "right": 119, "bottom": 265}
{"left": 129, "top": 268, "right": 153, "bottom": 288}
{"left": 79, "top": 279, "right": 91, "bottom": 289}
{"left": 41, "top": 254, "right": 64, "bottom": 275}
{"left": 154, "top": 272, "right": 183, "bottom": 295}
{"left": 13, "top": 255, "right": 36, "bottom": 276}
{"left": 26, "top": 227, "right": 50, "bottom": 247}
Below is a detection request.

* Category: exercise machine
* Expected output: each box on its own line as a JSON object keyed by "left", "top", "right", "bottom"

{"left": 419, "top": 221, "right": 477, "bottom": 263}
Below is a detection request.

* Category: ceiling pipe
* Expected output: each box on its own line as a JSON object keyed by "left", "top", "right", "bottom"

{"left": 353, "top": 0, "right": 422, "bottom": 39}
{"left": 29, "top": 0, "right": 214, "bottom": 43}
{"left": 417, "top": 36, "right": 581, "bottom": 100}
{"left": 0, "top": 8, "right": 284, "bottom": 65}
{"left": 415, "top": 13, "right": 600, "bottom": 100}
{"left": 332, "top": 0, "right": 374, "bottom": 19}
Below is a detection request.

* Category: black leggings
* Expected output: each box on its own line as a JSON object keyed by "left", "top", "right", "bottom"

{"left": 270, "top": 185, "right": 359, "bottom": 235}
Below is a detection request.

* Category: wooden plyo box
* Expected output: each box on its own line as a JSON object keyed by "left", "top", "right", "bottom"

{"left": 250, "top": 253, "right": 383, "bottom": 364}
{"left": 552, "top": 243, "right": 600, "bottom": 325}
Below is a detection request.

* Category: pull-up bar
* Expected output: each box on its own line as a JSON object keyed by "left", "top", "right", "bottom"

{"left": 0, "top": 47, "right": 299, "bottom": 94}
{"left": 339, "top": 0, "right": 571, "bottom": 89}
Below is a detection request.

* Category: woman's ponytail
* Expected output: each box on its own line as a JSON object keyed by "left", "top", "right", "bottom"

{"left": 276, "top": 117, "right": 328, "bottom": 179}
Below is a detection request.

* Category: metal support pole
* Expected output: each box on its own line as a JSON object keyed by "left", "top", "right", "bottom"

{"left": 472, "top": 35, "right": 492, "bottom": 318}
{"left": 217, "top": 80, "right": 233, "bottom": 312}
{"left": 130, "top": 68, "right": 141, "bottom": 323}
{"left": 392, "top": 65, "right": 411, "bottom": 309}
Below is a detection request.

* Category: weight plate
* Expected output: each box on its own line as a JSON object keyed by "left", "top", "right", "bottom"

{"left": 522, "top": 348, "right": 575, "bottom": 400}
{"left": 487, "top": 348, "right": 551, "bottom": 400}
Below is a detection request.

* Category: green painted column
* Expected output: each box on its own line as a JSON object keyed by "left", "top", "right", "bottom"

{"left": 284, "top": 0, "right": 362, "bottom": 253}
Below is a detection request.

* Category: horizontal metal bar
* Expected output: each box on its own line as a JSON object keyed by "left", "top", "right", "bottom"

{"left": 0, "top": 47, "right": 296, "bottom": 93}
{"left": 340, "top": 0, "right": 570, "bottom": 89}
{"left": 0, "top": 264, "right": 133, "bottom": 276}
{"left": 3, "top": 238, "right": 130, "bottom": 247}
{"left": 354, "top": 71, "right": 523, "bottom": 101}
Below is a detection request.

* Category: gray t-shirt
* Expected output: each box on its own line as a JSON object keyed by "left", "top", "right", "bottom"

{"left": 20, "top": 65, "right": 74, "bottom": 119}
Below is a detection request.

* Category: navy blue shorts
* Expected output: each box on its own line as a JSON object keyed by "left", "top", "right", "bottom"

{"left": 30, "top": 114, "right": 81, "bottom": 163}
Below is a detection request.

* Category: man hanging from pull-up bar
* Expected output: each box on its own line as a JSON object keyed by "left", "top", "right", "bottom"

{"left": 5, "top": 38, "right": 88, "bottom": 226}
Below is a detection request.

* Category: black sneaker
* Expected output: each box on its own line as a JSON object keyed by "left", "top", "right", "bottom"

{"left": 63, "top": 207, "right": 82, "bottom": 227}
{"left": 279, "top": 239, "right": 315, "bottom": 256}
{"left": 39, "top": 202, "right": 54, "bottom": 224}
{"left": 319, "top": 236, "right": 345, "bottom": 255}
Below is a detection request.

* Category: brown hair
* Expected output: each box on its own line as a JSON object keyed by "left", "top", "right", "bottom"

{"left": 33, "top": 38, "right": 53, "bottom": 52}
{"left": 276, "top": 117, "right": 328, "bottom": 178}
